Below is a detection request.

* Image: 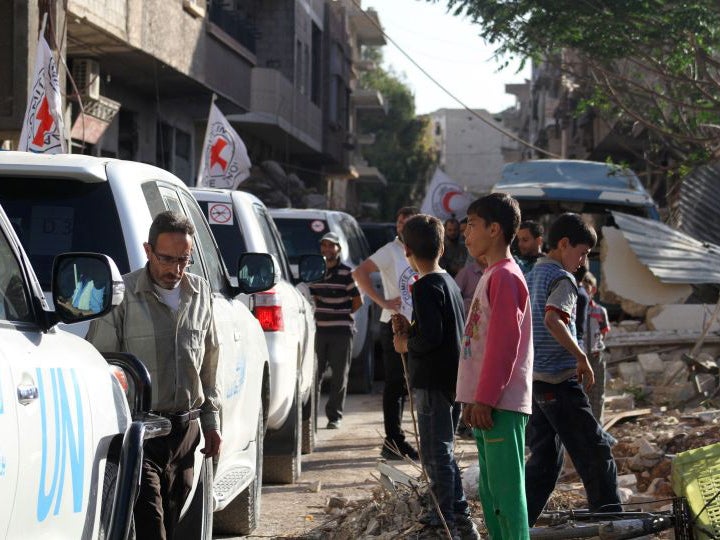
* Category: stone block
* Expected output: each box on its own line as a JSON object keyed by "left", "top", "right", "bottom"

{"left": 618, "top": 362, "right": 646, "bottom": 386}
{"left": 649, "top": 382, "right": 696, "bottom": 406}
{"left": 605, "top": 393, "right": 635, "bottom": 410}
{"left": 618, "top": 487, "right": 634, "bottom": 503}
{"left": 617, "top": 473, "right": 637, "bottom": 489}
{"left": 637, "top": 352, "right": 664, "bottom": 373}
{"left": 661, "top": 360, "right": 688, "bottom": 385}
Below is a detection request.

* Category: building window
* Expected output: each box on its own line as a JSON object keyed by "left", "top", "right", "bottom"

{"left": 156, "top": 122, "right": 193, "bottom": 185}
{"left": 207, "top": 0, "right": 257, "bottom": 53}
{"left": 311, "top": 23, "right": 321, "bottom": 105}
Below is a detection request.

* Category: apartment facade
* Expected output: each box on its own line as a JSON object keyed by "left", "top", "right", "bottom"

{"left": 0, "top": 0, "right": 385, "bottom": 211}
{"left": 429, "top": 108, "right": 515, "bottom": 195}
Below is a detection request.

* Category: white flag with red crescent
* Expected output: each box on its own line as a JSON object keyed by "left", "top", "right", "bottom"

{"left": 197, "top": 103, "right": 252, "bottom": 190}
{"left": 19, "top": 33, "right": 66, "bottom": 153}
{"left": 420, "top": 168, "right": 473, "bottom": 221}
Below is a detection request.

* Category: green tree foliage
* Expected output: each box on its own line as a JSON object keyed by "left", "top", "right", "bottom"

{"left": 357, "top": 48, "right": 437, "bottom": 220}
{"left": 432, "top": 0, "right": 720, "bottom": 165}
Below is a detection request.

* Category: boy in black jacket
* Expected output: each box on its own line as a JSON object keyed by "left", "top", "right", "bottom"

{"left": 392, "top": 214, "right": 480, "bottom": 540}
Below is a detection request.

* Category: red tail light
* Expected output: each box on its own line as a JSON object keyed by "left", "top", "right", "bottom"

{"left": 253, "top": 291, "right": 284, "bottom": 332}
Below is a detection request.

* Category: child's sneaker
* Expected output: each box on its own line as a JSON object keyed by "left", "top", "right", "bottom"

{"left": 454, "top": 515, "right": 481, "bottom": 540}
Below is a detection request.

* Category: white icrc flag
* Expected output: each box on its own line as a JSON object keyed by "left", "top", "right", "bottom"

{"left": 420, "top": 168, "right": 473, "bottom": 222}
{"left": 197, "top": 103, "right": 252, "bottom": 189}
{"left": 19, "top": 31, "right": 66, "bottom": 153}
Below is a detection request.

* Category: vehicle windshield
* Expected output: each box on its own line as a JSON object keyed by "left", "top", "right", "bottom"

{"left": 196, "top": 200, "right": 248, "bottom": 274}
{"left": 0, "top": 178, "right": 129, "bottom": 289}
{"left": 361, "top": 223, "right": 395, "bottom": 254}
{"left": 272, "top": 217, "right": 327, "bottom": 264}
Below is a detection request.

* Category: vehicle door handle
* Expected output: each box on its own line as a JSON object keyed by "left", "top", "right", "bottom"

{"left": 17, "top": 383, "right": 39, "bottom": 405}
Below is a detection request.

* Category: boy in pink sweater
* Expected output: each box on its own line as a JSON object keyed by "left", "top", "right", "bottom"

{"left": 457, "top": 193, "right": 533, "bottom": 539}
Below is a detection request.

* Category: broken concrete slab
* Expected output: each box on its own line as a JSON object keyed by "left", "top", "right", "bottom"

{"left": 600, "top": 226, "right": 692, "bottom": 307}
{"left": 646, "top": 303, "right": 720, "bottom": 332}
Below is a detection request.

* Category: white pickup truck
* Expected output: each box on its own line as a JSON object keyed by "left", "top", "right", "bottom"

{"left": 0, "top": 151, "right": 275, "bottom": 537}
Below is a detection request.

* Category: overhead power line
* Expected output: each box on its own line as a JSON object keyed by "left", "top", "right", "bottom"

{"left": 350, "top": 0, "right": 559, "bottom": 158}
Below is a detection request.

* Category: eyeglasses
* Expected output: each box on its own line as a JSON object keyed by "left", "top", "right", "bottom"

{"left": 152, "top": 249, "right": 193, "bottom": 268}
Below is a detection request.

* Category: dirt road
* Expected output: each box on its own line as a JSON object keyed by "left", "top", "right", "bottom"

{"left": 218, "top": 388, "right": 479, "bottom": 539}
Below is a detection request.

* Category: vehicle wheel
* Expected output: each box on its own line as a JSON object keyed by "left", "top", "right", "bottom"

{"left": 98, "top": 459, "right": 118, "bottom": 540}
{"left": 213, "top": 404, "right": 264, "bottom": 536}
{"left": 302, "top": 365, "right": 317, "bottom": 454}
{"left": 176, "top": 457, "right": 213, "bottom": 540}
{"left": 349, "top": 333, "right": 374, "bottom": 394}
{"left": 98, "top": 452, "right": 136, "bottom": 540}
{"left": 263, "top": 379, "right": 302, "bottom": 484}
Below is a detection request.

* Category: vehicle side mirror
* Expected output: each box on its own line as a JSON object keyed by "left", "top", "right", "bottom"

{"left": 51, "top": 253, "right": 125, "bottom": 324}
{"left": 298, "top": 254, "right": 326, "bottom": 283}
{"left": 237, "top": 252, "right": 276, "bottom": 294}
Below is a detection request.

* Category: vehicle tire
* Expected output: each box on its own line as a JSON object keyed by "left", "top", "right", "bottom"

{"left": 263, "top": 379, "right": 302, "bottom": 484}
{"left": 98, "top": 459, "right": 118, "bottom": 540}
{"left": 176, "top": 457, "right": 213, "bottom": 540}
{"left": 349, "top": 332, "right": 374, "bottom": 394}
{"left": 98, "top": 454, "right": 136, "bottom": 540}
{"left": 302, "top": 358, "right": 317, "bottom": 454}
{"left": 213, "top": 405, "right": 264, "bottom": 536}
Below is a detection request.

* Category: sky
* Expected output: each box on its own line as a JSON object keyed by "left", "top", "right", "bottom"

{"left": 368, "top": 0, "right": 531, "bottom": 115}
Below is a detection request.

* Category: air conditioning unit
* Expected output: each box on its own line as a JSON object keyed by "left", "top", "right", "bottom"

{"left": 71, "top": 58, "right": 100, "bottom": 100}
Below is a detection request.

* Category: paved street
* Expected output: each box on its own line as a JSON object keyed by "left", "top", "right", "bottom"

{"left": 216, "top": 387, "right": 479, "bottom": 539}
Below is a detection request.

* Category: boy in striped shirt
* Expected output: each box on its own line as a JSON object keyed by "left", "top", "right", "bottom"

{"left": 524, "top": 213, "right": 621, "bottom": 525}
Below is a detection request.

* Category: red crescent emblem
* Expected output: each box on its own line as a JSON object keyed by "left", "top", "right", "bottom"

{"left": 442, "top": 191, "right": 461, "bottom": 212}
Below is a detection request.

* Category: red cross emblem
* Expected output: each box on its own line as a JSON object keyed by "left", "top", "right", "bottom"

{"left": 32, "top": 96, "right": 55, "bottom": 147}
{"left": 210, "top": 137, "right": 228, "bottom": 171}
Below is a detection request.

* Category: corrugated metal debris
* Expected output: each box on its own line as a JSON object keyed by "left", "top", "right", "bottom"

{"left": 611, "top": 211, "right": 720, "bottom": 284}
{"left": 671, "top": 161, "right": 720, "bottom": 247}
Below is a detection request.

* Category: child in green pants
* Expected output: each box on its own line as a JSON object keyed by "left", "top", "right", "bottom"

{"left": 456, "top": 193, "right": 534, "bottom": 538}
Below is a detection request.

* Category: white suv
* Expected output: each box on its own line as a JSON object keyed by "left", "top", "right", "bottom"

{"left": 192, "top": 188, "right": 324, "bottom": 483}
{"left": 269, "top": 208, "right": 378, "bottom": 394}
{"left": 0, "top": 152, "right": 273, "bottom": 537}
{"left": 0, "top": 198, "right": 170, "bottom": 539}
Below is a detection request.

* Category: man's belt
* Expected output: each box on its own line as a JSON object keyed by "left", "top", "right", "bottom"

{"left": 156, "top": 409, "right": 201, "bottom": 428}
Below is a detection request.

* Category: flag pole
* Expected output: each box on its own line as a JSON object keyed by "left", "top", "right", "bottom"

{"left": 196, "top": 94, "right": 216, "bottom": 186}
{"left": 39, "top": 12, "right": 48, "bottom": 37}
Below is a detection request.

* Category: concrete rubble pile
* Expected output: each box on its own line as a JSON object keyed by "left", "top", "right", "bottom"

{"left": 556, "top": 406, "right": 719, "bottom": 513}
{"left": 302, "top": 459, "right": 488, "bottom": 539}
{"left": 302, "top": 407, "right": 718, "bottom": 539}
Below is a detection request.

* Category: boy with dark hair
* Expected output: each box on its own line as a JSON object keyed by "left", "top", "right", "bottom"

{"left": 392, "top": 214, "right": 480, "bottom": 540}
{"left": 456, "top": 193, "right": 533, "bottom": 539}
{"left": 524, "top": 213, "right": 621, "bottom": 525}
{"left": 354, "top": 206, "right": 421, "bottom": 460}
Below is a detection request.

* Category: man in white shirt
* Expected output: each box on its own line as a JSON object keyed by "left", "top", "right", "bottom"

{"left": 353, "top": 206, "right": 419, "bottom": 460}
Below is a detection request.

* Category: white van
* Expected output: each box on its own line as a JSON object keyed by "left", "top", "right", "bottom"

{"left": 0, "top": 151, "right": 273, "bottom": 537}
{"left": 269, "top": 208, "right": 378, "bottom": 394}
{"left": 192, "top": 188, "right": 325, "bottom": 482}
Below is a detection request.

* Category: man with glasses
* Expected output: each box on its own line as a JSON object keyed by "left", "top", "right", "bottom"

{"left": 87, "top": 210, "right": 220, "bottom": 540}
